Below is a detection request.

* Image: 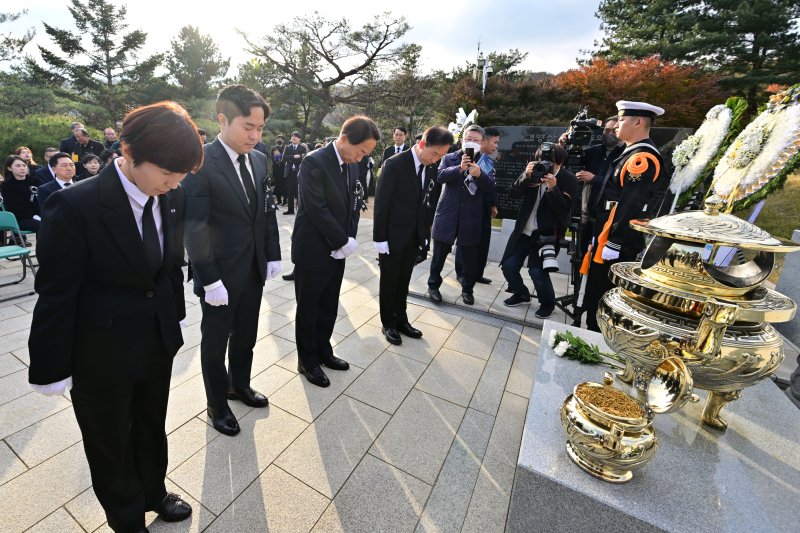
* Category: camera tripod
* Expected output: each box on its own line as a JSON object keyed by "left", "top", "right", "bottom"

{"left": 552, "top": 215, "right": 584, "bottom": 325}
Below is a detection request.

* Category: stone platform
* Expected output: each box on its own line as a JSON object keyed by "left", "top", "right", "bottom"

{"left": 507, "top": 321, "right": 800, "bottom": 533}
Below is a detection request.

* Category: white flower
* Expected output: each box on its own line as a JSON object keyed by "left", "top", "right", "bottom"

{"left": 553, "top": 341, "right": 570, "bottom": 357}
{"left": 548, "top": 329, "right": 558, "bottom": 348}
{"left": 669, "top": 104, "right": 732, "bottom": 197}
{"left": 455, "top": 108, "right": 467, "bottom": 126}
{"left": 712, "top": 102, "right": 800, "bottom": 202}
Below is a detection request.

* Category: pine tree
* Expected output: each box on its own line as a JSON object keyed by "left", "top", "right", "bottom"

{"left": 166, "top": 26, "right": 230, "bottom": 100}
{"left": 35, "top": 0, "right": 164, "bottom": 119}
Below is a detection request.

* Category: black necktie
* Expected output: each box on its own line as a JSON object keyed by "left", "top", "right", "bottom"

{"left": 396, "top": 146, "right": 401, "bottom": 154}
{"left": 237, "top": 154, "right": 257, "bottom": 214}
{"left": 417, "top": 164, "right": 425, "bottom": 191}
{"left": 341, "top": 163, "right": 348, "bottom": 184}
{"left": 142, "top": 196, "right": 162, "bottom": 277}
{"left": 63, "top": 182, "right": 71, "bottom": 187}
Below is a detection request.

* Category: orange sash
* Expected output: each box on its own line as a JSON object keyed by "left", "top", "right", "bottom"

{"left": 592, "top": 204, "right": 617, "bottom": 264}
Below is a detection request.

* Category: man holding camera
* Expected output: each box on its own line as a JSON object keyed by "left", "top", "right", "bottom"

{"left": 428, "top": 125, "right": 493, "bottom": 306}
{"left": 500, "top": 143, "right": 577, "bottom": 318}
{"left": 582, "top": 100, "right": 666, "bottom": 332}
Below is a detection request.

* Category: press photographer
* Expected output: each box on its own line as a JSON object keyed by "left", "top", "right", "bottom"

{"left": 560, "top": 113, "right": 625, "bottom": 255}
{"left": 500, "top": 142, "right": 577, "bottom": 318}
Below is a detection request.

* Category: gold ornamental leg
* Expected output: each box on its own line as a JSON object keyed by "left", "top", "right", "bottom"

{"left": 618, "top": 361, "right": 635, "bottom": 384}
{"left": 701, "top": 390, "right": 742, "bottom": 431}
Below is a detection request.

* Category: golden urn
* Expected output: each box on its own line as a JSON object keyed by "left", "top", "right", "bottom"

{"left": 560, "top": 357, "right": 692, "bottom": 483}
{"left": 597, "top": 196, "right": 800, "bottom": 430}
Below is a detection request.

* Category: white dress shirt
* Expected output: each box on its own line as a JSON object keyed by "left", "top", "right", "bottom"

{"left": 218, "top": 136, "right": 256, "bottom": 204}
{"left": 114, "top": 158, "right": 163, "bottom": 253}
{"left": 55, "top": 178, "right": 73, "bottom": 189}
{"left": 411, "top": 146, "right": 425, "bottom": 189}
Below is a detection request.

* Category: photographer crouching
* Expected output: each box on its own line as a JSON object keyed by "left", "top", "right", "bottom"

{"left": 500, "top": 142, "right": 577, "bottom": 318}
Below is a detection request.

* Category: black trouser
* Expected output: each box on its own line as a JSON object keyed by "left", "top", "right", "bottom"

{"left": 378, "top": 236, "right": 419, "bottom": 328}
{"left": 71, "top": 339, "right": 172, "bottom": 533}
{"left": 583, "top": 247, "right": 638, "bottom": 332}
{"left": 578, "top": 219, "right": 594, "bottom": 267}
{"left": 286, "top": 172, "right": 298, "bottom": 212}
{"left": 294, "top": 261, "right": 345, "bottom": 370}
{"left": 19, "top": 218, "right": 40, "bottom": 234}
{"left": 456, "top": 214, "right": 491, "bottom": 280}
{"left": 428, "top": 239, "right": 478, "bottom": 294}
{"left": 199, "top": 262, "right": 263, "bottom": 411}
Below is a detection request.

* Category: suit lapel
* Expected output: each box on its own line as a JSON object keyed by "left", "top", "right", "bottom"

{"left": 211, "top": 140, "right": 252, "bottom": 219}
{"left": 98, "top": 165, "right": 154, "bottom": 287}
{"left": 324, "top": 144, "right": 349, "bottom": 208}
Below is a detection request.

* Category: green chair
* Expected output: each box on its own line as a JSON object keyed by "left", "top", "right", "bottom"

{"left": 0, "top": 211, "right": 37, "bottom": 302}
{"left": 0, "top": 197, "right": 37, "bottom": 256}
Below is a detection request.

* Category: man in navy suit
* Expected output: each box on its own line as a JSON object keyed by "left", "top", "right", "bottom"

{"left": 373, "top": 126, "right": 453, "bottom": 345}
{"left": 379, "top": 126, "right": 410, "bottom": 167}
{"left": 29, "top": 102, "right": 203, "bottom": 532}
{"left": 183, "top": 85, "right": 282, "bottom": 436}
{"left": 36, "top": 152, "right": 77, "bottom": 210}
{"left": 427, "top": 125, "right": 494, "bottom": 305}
{"left": 292, "top": 115, "right": 380, "bottom": 387}
{"left": 32, "top": 148, "right": 60, "bottom": 184}
{"left": 282, "top": 131, "right": 307, "bottom": 214}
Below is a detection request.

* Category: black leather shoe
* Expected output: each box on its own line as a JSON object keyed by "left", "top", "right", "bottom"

{"left": 320, "top": 355, "right": 350, "bottom": 371}
{"left": 382, "top": 327, "right": 402, "bottom": 345}
{"left": 283, "top": 210, "right": 295, "bottom": 215}
{"left": 153, "top": 493, "right": 192, "bottom": 522}
{"left": 282, "top": 271, "right": 295, "bottom": 281}
{"left": 476, "top": 276, "right": 492, "bottom": 284}
{"left": 298, "top": 364, "right": 330, "bottom": 387}
{"left": 397, "top": 322, "right": 423, "bottom": 339}
{"left": 227, "top": 386, "right": 269, "bottom": 408}
{"left": 207, "top": 406, "right": 240, "bottom": 436}
{"left": 428, "top": 288, "right": 442, "bottom": 303}
{"left": 462, "top": 292, "right": 475, "bottom": 305}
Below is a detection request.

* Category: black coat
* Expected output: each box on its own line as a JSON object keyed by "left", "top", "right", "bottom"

{"left": 500, "top": 166, "right": 578, "bottom": 266}
{"left": 584, "top": 143, "right": 625, "bottom": 219}
{"left": 183, "top": 139, "right": 281, "bottom": 297}
{"left": 291, "top": 142, "right": 362, "bottom": 270}
{"left": 33, "top": 166, "right": 55, "bottom": 184}
{"left": 28, "top": 164, "right": 187, "bottom": 385}
{"left": 380, "top": 144, "right": 409, "bottom": 167}
{"left": 282, "top": 143, "right": 308, "bottom": 178}
{"left": 373, "top": 149, "right": 436, "bottom": 252}
{"left": 0, "top": 176, "right": 40, "bottom": 220}
{"left": 59, "top": 135, "right": 77, "bottom": 154}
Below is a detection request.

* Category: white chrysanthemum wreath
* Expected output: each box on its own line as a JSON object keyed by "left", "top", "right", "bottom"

{"left": 711, "top": 87, "right": 800, "bottom": 205}
{"left": 669, "top": 105, "right": 732, "bottom": 202}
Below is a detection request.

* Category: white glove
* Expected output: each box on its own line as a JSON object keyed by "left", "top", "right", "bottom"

{"left": 374, "top": 241, "right": 390, "bottom": 255}
{"left": 204, "top": 283, "right": 229, "bottom": 306}
{"left": 31, "top": 376, "right": 73, "bottom": 396}
{"left": 330, "top": 249, "right": 346, "bottom": 259}
{"left": 179, "top": 319, "right": 187, "bottom": 329}
{"left": 601, "top": 245, "right": 620, "bottom": 261}
{"left": 33, "top": 215, "right": 41, "bottom": 221}
{"left": 341, "top": 237, "right": 358, "bottom": 258}
{"left": 266, "top": 261, "right": 281, "bottom": 279}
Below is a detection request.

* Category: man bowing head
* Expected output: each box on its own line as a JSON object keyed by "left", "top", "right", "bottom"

{"left": 292, "top": 115, "right": 380, "bottom": 387}
{"left": 183, "top": 85, "right": 281, "bottom": 436}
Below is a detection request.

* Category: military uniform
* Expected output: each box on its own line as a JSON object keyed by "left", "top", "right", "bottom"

{"left": 583, "top": 101, "right": 666, "bottom": 332}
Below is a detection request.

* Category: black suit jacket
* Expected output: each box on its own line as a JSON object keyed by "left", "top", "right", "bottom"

{"left": 183, "top": 139, "right": 281, "bottom": 296}
{"left": 28, "top": 164, "right": 187, "bottom": 385}
{"left": 373, "top": 149, "right": 435, "bottom": 252}
{"left": 381, "top": 144, "right": 409, "bottom": 168}
{"left": 33, "top": 166, "right": 55, "bottom": 184}
{"left": 36, "top": 179, "right": 68, "bottom": 210}
{"left": 291, "top": 142, "right": 361, "bottom": 271}
{"left": 282, "top": 143, "right": 308, "bottom": 177}
{"left": 59, "top": 136, "right": 77, "bottom": 154}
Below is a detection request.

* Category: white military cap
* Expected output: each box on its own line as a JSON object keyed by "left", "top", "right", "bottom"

{"left": 615, "top": 100, "right": 665, "bottom": 118}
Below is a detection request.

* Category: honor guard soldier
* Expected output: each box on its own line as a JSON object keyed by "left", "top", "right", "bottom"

{"left": 582, "top": 100, "right": 666, "bottom": 332}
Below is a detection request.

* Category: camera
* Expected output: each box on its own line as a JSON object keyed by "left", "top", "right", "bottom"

{"left": 531, "top": 160, "right": 554, "bottom": 182}
{"left": 538, "top": 235, "right": 559, "bottom": 273}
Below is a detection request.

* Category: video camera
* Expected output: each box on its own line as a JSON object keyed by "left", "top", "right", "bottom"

{"left": 563, "top": 106, "right": 603, "bottom": 174}
{"left": 529, "top": 142, "right": 556, "bottom": 185}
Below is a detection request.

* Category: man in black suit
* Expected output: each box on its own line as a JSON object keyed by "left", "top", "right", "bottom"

{"left": 292, "top": 115, "right": 380, "bottom": 387}
{"left": 58, "top": 121, "right": 84, "bottom": 154}
{"left": 183, "top": 85, "right": 282, "bottom": 436}
{"left": 28, "top": 102, "right": 203, "bottom": 533}
{"left": 373, "top": 126, "right": 453, "bottom": 345}
{"left": 37, "top": 152, "right": 77, "bottom": 210}
{"left": 32, "top": 147, "right": 59, "bottom": 183}
{"left": 282, "top": 131, "right": 307, "bottom": 214}
{"left": 380, "top": 126, "right": 410, "bottom": 167}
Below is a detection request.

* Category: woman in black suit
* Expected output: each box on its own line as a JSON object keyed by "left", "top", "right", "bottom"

{"left": 2, "top": 154, "right": 41, "bottom": 233}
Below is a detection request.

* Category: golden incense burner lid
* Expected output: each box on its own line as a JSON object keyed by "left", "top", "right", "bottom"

{"left": 630, "top": 196, "right": 800, "bottom": 253}
{"left": 646, "top": 357, "right": 694, "bottom": 414}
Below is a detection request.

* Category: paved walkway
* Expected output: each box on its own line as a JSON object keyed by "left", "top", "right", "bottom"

{"left": 0, "top": 217, "right": 554, "bottom": 533}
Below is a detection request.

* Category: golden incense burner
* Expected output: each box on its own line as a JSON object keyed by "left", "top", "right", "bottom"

{"left": 560, "top": 358, "right": 692, "bottom": 483}
{"left": 597, "top": 196, "right": 800, "bottom": 430}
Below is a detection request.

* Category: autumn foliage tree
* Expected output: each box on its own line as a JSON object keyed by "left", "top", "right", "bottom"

{"left": 554, "top": 56, "right": 725, "bottom": 127}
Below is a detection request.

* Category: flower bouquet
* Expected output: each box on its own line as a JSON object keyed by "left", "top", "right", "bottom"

{"left": 447, "top": 108, "right": 479, "bottom": 143}
{"left": 547, "top": 329, "right": 627, "bottom": 370}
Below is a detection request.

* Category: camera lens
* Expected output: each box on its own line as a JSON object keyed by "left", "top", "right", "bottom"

{"left": 540, "top": 244, "right": 559, "bottom": 273}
